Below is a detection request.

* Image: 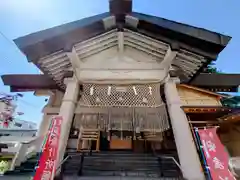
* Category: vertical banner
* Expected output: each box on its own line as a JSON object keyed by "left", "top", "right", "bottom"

{"left": 198, "top": 128, "right": 235, "bottom": 180}
{"left": 33, "top": 116, "right": 63, "bottom": 180}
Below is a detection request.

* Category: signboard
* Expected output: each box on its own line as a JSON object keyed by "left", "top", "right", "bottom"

{"left": 198, "top": 128, "right": 235, "bottom": 180}
{"left": 183, "top": 108, "right": 218, "bottom": 113}
{"left": 33, "top": 116, "right": 63, "bottom": 180}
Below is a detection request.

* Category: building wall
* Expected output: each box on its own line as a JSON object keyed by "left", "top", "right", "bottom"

{"left": 0, "top": 101, "right": 6, "bottom": 112}
{"left": 13, "top": 120, "right": 37, "bottom": 129}
{"left": 1, "top": 101, "right": 36, "bottom": 130}
{"left": 177, "top": 85, "right": 222, "bottom": 106}
{"left": 0, "top": 101, "right": 16, "bottom": 116}
{"left": 220, "top": 125, "right": 240, "bottom": 157}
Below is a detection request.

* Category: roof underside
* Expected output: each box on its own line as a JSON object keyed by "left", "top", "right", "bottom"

{"left": 190, "top": 73, "right": 240, "bottom": 92}
{"left": 35, "top": 28, "right": 211, "bottom": 88}
{"left": 1, "top": 74, "right": 58, "bottom": 92}
{"left": 2, "top": 0, "right": 233, "bottom": 91}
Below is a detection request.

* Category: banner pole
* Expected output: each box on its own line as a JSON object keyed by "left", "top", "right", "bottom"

{"left": 194, "top": 128, "right": 212, "bottom": 180}
{"left": 31, "top": 117, "right": 57, "bottom": 180}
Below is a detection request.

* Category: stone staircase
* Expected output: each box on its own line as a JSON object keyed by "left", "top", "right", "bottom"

{"left": 0, "top": 151, "right": 183, "bottom": 179}
{"left": 82, "top": 151, "right": 160, "bottom": 177}
{"left": 62, "top": 151, "right": 183, "bottom": 179}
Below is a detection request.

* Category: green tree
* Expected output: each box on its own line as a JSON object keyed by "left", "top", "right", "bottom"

{"left": 203, "top": 61, "right": 221, "bottom": 73}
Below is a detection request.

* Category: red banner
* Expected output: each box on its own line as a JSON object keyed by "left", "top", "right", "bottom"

{"left": 198, "top": 128, "right": 235, "bottom": 180}
{"left": 33, "top": 116, "right": 63, "bottom": 180}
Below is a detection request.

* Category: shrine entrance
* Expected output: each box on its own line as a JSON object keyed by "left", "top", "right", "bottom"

{"left": 74, "top": 83, "right": 170, "bottom": 152}
{"left": 75, "top": 106, "right": 169, "bottom": 152}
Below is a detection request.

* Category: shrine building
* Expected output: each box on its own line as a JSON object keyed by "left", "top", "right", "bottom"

{"left": 2, "top": 0, "right": 240, "bottom": 179}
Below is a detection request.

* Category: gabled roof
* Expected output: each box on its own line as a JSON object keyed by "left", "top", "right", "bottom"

{"left": 14, "top": 12, "right": 111, "bottom": 62}
{"left": 14, "top": 11, "right": 231, "bottom": 62}
{"left": 178, "top": 84, "right": 229, "bottom": 98}
{"left": 3, "top": 0, "right": 234, "bottom": 92}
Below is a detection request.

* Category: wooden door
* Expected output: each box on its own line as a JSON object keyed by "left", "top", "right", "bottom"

{"left": 110, "top": 131, "right": 132, "bottom": 150}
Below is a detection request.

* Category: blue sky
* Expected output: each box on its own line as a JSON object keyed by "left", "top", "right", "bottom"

{"left": 0, "top": 0, "right": 240, "bottom": 126}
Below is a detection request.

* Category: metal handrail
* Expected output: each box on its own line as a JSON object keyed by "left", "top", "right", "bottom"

{"left": 158, "top": 155, "right": 183, "bottom": 173}
{"left": 152, "top": 146, "right": 183, "bottom": 176}
{"left": 56, "top": 153, "right": 82, "bottom": 172}
{"left": 55, "top": 155, "right": 70, "bottom": 172}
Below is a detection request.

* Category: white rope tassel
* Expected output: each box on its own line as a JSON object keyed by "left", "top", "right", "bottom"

{"left": 90, "top": 86, "right": 94, "bottom": 96}
{"left": 107, "top": 86, "right": 111, "bottom": 96}
{"left": 133, "top": 86, "right": 137, "bottom": 95}
{"left": 149, "top": 86, "right": 152, "bottom": 95}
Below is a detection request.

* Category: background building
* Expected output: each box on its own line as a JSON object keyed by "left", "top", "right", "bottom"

{"left": 0, "top": 97, "right": 37, "bottom": 137}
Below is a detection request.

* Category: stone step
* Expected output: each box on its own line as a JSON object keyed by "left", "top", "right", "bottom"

{"left": 81, "top": 169, "right": 161, "bottom": 177}
{"left": 83, "top": 156, "right": 158, "bottom": 161}
{"left": 87, "top": 153, "right": 156, "bottom": 158}
{"left": 83, "top": 161, "right": 159, "bottom": 166}
{"left": 82, "top": 166, "right": 160, "bottom": 172}
{"left": 65, "top": 163, "right": 160, "bottom": 170}
{"left": 82, "top": 164, "right": 176, "bottom": 171}
{"left": 83, "top": 160, "right": 159, "bottom": 166}
{"left": 63, "top": 151, "right": 182, "bottom": 178}
{"left": 62, "top": 176, "right": 182, "bottom": 180}
{"left": 89, "top": 153, "right": 156, "bottom": 157}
